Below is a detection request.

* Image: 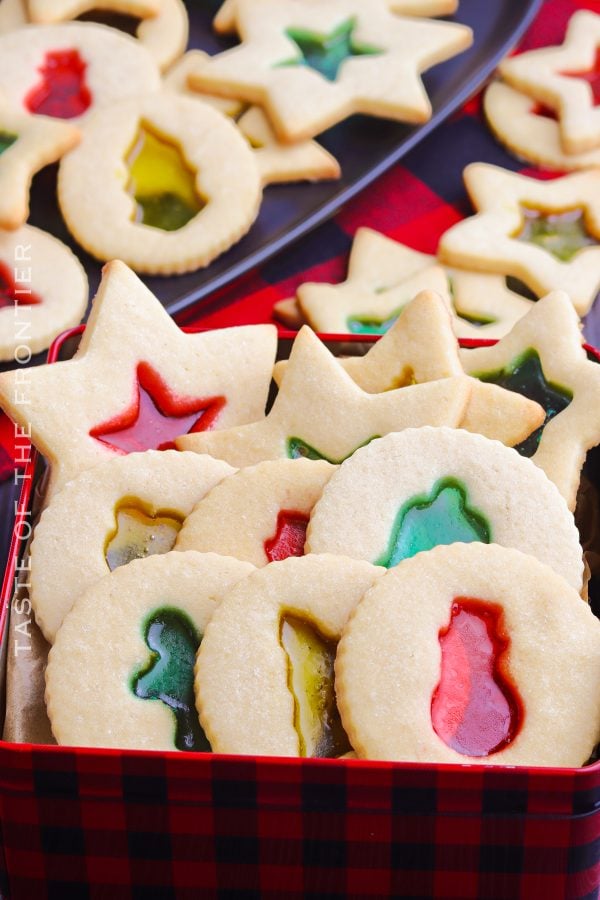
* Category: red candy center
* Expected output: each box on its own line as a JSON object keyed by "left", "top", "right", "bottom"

{"left": 561, "top": 48, "right": 600, "bottom": 106}
{"left": 264, "top": 510, "right": 309, "bottom": 562}
{"left": 430, "top": 598, "right": 522, "bottom": 758}
{"left": 531, "top": 101, "right": 558, "bottom": 121}
{"left": 90, "top": 362, "right": 225, "bottom": 454}
{"left": 0, "top": 261, "right": 40, "bottom": 309}
{"left": 25, "top": 49, "right": 92, "bottom": 119}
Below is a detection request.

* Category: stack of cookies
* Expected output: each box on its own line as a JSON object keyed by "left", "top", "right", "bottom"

{"left": 1, "top": 260, "right": 599, "bottom": 768}
{"left": 485, "top": 10, "right": 600, "bottom": 172}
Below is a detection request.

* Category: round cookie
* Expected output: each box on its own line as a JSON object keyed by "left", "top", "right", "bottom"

{"left": 45, "top": 551, "right": 255, "bottom": 751}
{"left": 306, "top": 427, "right": 584, "bottom": 592}
{"left": 335, "top": 543, "right": 600, "bottom": 767}
{"left": 0, "top": 225, "right": 87, "bottom": 360}
{"left": 176, "top": 458, "right": 334, "bottom": 566}
{"left": 0, "top": 22, "right": 161, "bottom": 121}
{"left": 58, "top": 92, "right": 262, "bottom": 275}
{"left": 195, "top": 554, "right": 384, "bottom": 757}
{"left": 30, "top": 449, "right": 235, "bottom": 643}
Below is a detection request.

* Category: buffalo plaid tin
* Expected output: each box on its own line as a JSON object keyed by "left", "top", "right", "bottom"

{"left": 0, "top": 327, "right": 598, "bottom": 900}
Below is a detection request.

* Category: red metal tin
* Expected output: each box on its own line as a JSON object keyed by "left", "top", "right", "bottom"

{"left": 0, "top": 327, "right": 598, "bottom": 900}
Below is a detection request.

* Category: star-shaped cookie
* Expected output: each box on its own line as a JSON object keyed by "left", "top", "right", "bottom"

{"left": 439, "top": 163, "right": 600, "bottom": 316}
{"left": 188, "top": 0, "right": 473, "bottom": 142}
{"left": 176, "top": 324, "right": 471, "bottom": 466}
{"left": 28, "top": 0, "right": 160, "bottom": 24}
{"left": 168, "top": 51, "right": 340, "bottom": 185}
{"left": 484, "top": 81, "right": 600, "bottom": 172}
{"left": 275, "top": 227, "right": 535, "bottom": 338}
{"left": 0, "top": 96, "right": 80, "bottom": 229}
{"left": 212, "top": 0, "right": 458, "bottom": 34}
{"left": 459, "top": 290, "right": 600, "bottom": 511}
{"left": 499, "top": 11, "right": 600, "bottom": 155}
{"left": 0, "top": 261, "right": 277, "bottom": 495}
{"left": 274, "top": 291, "right": 545, "bottom": 448}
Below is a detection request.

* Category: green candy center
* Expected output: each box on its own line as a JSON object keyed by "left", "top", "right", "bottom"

{"left": 105, "top": 500, "right": 183, "bottom": 572}
{"left": 287, "top": 435, "right": 378, "bottom": 463}
{"left": 280, "top": 615, "right": 350, "bottom": 758}
{"left": 377, "top": 478, "right": 491, "bottom": 568}
{"left": 515, "top": 206, "right": 596, "bottom": 262}
{"left": 277, "top": 18, "right": 382, "bottom": 82}
{"left": 476, "top": 350, "right": 572, "bottom": 458}
{"left": 132, "top": 607, "right": 210, "bottom": 752}
{"left": 0, "top": 131, "right": 17, "bottom": 155}
{"left": 347, "top": 305, "right": 403, "bottom": 335}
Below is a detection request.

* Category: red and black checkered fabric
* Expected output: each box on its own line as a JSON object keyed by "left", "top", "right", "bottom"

{"left": 0, "top": 746, "right": 598, "bottom": 900}
{"left": 1, "top": 1, "right": 600, "bottom": 898}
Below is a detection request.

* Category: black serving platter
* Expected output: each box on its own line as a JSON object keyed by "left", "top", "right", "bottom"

{"left": 26, "top": 0, "right": 542, "bottom": 319}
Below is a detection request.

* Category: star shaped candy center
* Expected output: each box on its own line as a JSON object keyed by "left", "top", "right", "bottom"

{"left": 25, "top": 49, "right": 92, "bottom": 119}
{"left": 277, "top": 17, "right": 382, "bottom": 83}
{"left": 132, "top": 606, "right": 210, "bottom": 752}
{"left": 475, "top": 349, "right": 572, "bottom": 458}
{"left": 431, "top": 598, "right": 522, "bottom": 758}
{"left": 0, "top": 260, "right": 41, "bottom": 309}
{"left": 280, "top": 614, "right": 351, "bottom": 758}
{"left": 126, "top": 122, "right": 205, "bottom": 232}
{"left": 514, "top": 206, "right": 597, "bottom": 262}
{"left": 376, "top": 478, "right": 491, "bottom": 568}
{"left": 90, "top": 362, "right": 226, "bottom": 454}
{"left": 560, "top": 47, "right": 600, "bottom": 106}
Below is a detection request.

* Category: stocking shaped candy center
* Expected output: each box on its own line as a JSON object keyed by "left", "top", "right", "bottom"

{"left": 25, "top": 49, "right": 92, "bottom": 119}
{"left": 431, "top": 598, "right": 523, "bottom": 758}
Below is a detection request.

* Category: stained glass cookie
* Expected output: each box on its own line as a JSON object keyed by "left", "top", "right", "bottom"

{"left": 306, "top": 427, "right": 584, "bottom": 592}
{"left": 58, "top": 92, "right": 262, "bottom": 274}
{"left": 273, "top": 291, "right": 545, "bottom": 448}
{"left": 176, "top": 458, "right": 333, "bottom": 566}
{"left": 459, "top": 290, "right": 600, "bottom": 512}
{"left": 0, "top": 22, "right": 161, "bottom": 121}
{"left": 484, "top": 81, "right": 600, "bottom": 172}
{"left": 438, "top": 163, "right": 600, "bottom": 316}
{"left": 45, "top": 551, "right": 254, "bottom": 751}
{"left": 188, "top": 0, "right": 472, "bottom": 142}
{"left": 0, "top": 225, "right": 87, "bottom": 360}
{"left": 0, "top": 261, "right": 277, "bottom": 494}
{"left": 498, "top": 10, "right": 600, "bottom": 155}
{"left": 212, "top": 0, "right": 459, "bottom": 35}
{"left": 335, "top": 542, "right": 600, "bottom": 766}
{"left": 275, "top": 227, "right": 535, "bottom": 339}
{"left": 30, "top": 450, "right": 235, "bottom": 643}
{"left": 176, "top": 325, "right": 472, "bottom": 467}
{"left": 195, "top": 554, "right": 383, "bottom": 757}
